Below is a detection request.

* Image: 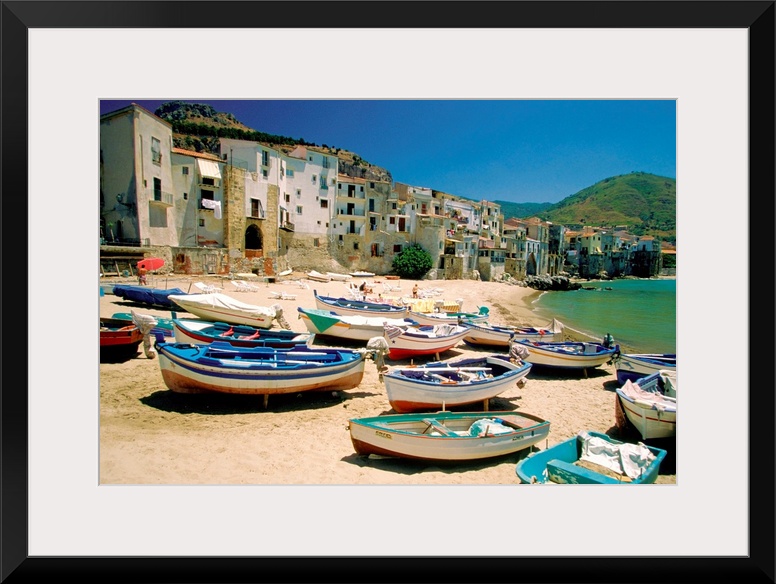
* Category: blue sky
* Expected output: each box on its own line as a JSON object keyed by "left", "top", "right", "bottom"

{"left": 100, "top": 99, "right": 675, "bottom": 204}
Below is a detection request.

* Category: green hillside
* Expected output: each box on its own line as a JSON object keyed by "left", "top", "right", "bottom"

{"left": 536, "top": 172, "right": 675, "bottom": 242}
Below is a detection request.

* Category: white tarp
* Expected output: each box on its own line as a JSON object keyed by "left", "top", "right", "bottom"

{"left": 578, "top": 431, "right": 656, "bottom": 480}
{"left": 170, "top": 293, "right": 275, "bottom": 318}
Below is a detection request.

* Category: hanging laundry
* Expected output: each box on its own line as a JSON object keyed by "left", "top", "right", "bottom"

{"left": 201, "top": 199, "right": 222, "bottom": 219}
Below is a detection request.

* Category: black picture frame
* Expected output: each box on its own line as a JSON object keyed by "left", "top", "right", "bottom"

{"left": 3, "top": 2, "right": 773, "bottom": 582}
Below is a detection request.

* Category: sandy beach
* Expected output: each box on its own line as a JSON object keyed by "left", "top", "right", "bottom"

{"left": 99, "top": 274, "right": 676, "bottom": 485}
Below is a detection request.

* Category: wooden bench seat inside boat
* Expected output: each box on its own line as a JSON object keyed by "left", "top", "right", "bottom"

{"left": 422, "top": 418, "right": 455, "bottom": 436}
{"left": 546, "top": 459, "right": 623, "bottom": 484}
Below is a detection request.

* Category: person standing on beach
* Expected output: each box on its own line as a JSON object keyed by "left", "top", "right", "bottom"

{"left": 412, "top": 283, "right": 419, "bottom": 298}
{"left": 137, "top": 267, "right": 148, "bottom": 286}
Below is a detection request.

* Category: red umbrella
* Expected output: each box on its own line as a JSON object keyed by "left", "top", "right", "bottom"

{"left": 137, "top": 258, "right": 165, "bottom": 271}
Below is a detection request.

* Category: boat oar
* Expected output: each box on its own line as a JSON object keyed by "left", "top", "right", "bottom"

{"left": 493, "top": 417, "right": 523, "bottom": 431}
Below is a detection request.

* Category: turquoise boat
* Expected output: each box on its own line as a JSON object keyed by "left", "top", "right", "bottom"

{"left": 515, "top": 430, "right": 667, "bottom": 484}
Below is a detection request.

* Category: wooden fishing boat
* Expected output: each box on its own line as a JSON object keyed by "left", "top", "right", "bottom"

{"left": 306, "top": 270, "right": 331, "bottom": 283}
{"left": 172, "top": 318, "right": 314, "bottom": 348}
{"left": 155, "top": 341, "right": 367, "bottom": 404}
{"left": 112, "top": 284, "right": 186, "bottom": 309}
{"left": 100, "top": 317, "right": 143, "bottom": 362}
{"left": 313, "top": 289, "right": 409, "bottom": 319}
{"left": 406, "top": 310, "right": 488, "bottom": 326}
{"left": 462, "top": 318, "right": 565, "bottom": 348}
{"left": 383, "top": 354, "right": 532, "bottom": 413}
{"left": 348, "top": 410, "right": 550, "bottom": 462}
{"left": 167, "top": 293, "right": 277, "bottom": 328}
{"left": 615, "top": 370, "right": 677, "bottom": 440}
{"left": 515, "top": 430, "right": 667, "bottom": 484}
{"left": 613, "top": 352, "right": 677, "bottom": 385}
{"left": 383, "top": 322, "right": 471, "bottom": 360}
{"left": 512, "top": 340, "right": 619, "bottom": 370}
{"left": 297, "top": 307, "right": 415, "bottom": 342}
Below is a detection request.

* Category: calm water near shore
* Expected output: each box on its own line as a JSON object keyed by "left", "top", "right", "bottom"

{"left": 532, "top": 278, "right": 676, "bottom": 354}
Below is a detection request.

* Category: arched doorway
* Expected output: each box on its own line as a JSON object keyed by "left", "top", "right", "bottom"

{"left": 245, "top": 224, "right": 263, "bottom": 251}
{"left": 527, "top": 253, "right": 537, "bottom": 276}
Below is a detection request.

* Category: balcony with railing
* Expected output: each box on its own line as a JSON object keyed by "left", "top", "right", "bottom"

{"left": 149, "top": 189, "right": 174, "bottom": 206}
{"left": 280, "top": 220, "right": 295, "bottom": 232}
{"left": 337, "top": 208, "right": 366, "bottom": 217}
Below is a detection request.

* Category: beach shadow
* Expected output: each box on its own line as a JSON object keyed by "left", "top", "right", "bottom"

{"left": 602, "top": 379, "right": 622, "bottom": 392}
{"left": 340, "top": 449, "right": 533, "bottom": 476}
{"left": 140, "top": 388, "right": 362, "bottom": 415}
{"left": 99, "top": 350, "right": 141, "bottom": 364}
{"left": 526, "top": 367, "right": 614, "bottom": 382}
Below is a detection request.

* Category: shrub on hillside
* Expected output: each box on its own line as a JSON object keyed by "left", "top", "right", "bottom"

{"left": 392, "top": 244, "right": 433, "bottom": 280}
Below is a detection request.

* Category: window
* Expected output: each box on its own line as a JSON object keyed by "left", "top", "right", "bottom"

{"left": 261, "top": 150, "right": 269, "bottom": 166}
{"left": 151, "top": 137, "right": 161, "bottom": 164}
{"left": 313, "top": 238, "right": 320, "bottom": 247}
{"left": 312, "top": 175, "right": 317, "bottom": 184}
{"left": 199, "top": 219, "right": 205, "bottom": 227}
{"left": 183, "top": 192, "right": 188, "bottom": 200}
{"left": 200, "top": 190, "right": 214, "bottom": 208}
{"left": 296, "top": 205, "right": 303, "bottom": 214}
{"left": 182, "top": 167, "right": 189, "bottom": 175}
{"left": 262, "top": 169, "right": 268, "bottom": 178}
{"left": 393, "top": 244, "right": 402, "bottom": 253}
{"left": 331, "top": 178, "right": 336, "bottom": 185}
{"left": 353, "top": 242, "right": 359, "bottom": 250}
{"left": 391, "top": 202, "right": 397, "bottom": 210}
{"left": 153, "top": 177, "right": 162, "bottom": 201}
{"left": 389, "top": 217, "right": 396, "bottom": 225}
{"left": 296, "top": 189, "right": 302, "bottom": 197}
{"left": 251, "top": 199, "right": 264, "bottom": 218}
{"left": 370, "top": 182, "right": 375, "bottom": 188}
{"left": 320, "top": 199, "right": 329, "bottom": 209}
{"left": 286, "top": 169, "right": 294, "bottom": 177}
{"left": 359, "top": 186, "right": 364, "bottom": 192}
{"left": 285, "top": 193, "right": 291, "bottom": 203}
{"left": 202, "top": 177, "right": 215, "bottom": 186}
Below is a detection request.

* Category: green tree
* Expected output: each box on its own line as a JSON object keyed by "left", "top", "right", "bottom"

{"left": 392, "top": 244, "right": 433, "bottom": 279}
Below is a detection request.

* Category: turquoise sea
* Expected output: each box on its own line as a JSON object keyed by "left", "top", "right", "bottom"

{"left": 531, "top": 278, "right": 676, "bottom": 354}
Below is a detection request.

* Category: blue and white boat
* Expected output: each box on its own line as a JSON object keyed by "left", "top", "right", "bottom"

{"left": 615, "top": 370, "right": 677, "bottom": 440}
{"left": 512, "top": 340, "right": 619, "bottom": 370}
{"left": 172, "top": 318, "right": 314, "bottom": 349}
{"left": 383, "top": 354, "right": 532, "bottom": 413}
{"left": 313, "top": 289, "right": 409, "bottom": 319}
{"left": 155, "top": 341, "right": 367, "bottom": 406}
{"left": 613, "top": 352, "right": 676, "bottom": 385}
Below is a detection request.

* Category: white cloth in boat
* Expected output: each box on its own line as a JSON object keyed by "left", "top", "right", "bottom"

{"left": 578, "top": 431, "right": 656, "bottom": 480}
{"left": 620, "top": 380, "right": 675, "bottom": 411}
